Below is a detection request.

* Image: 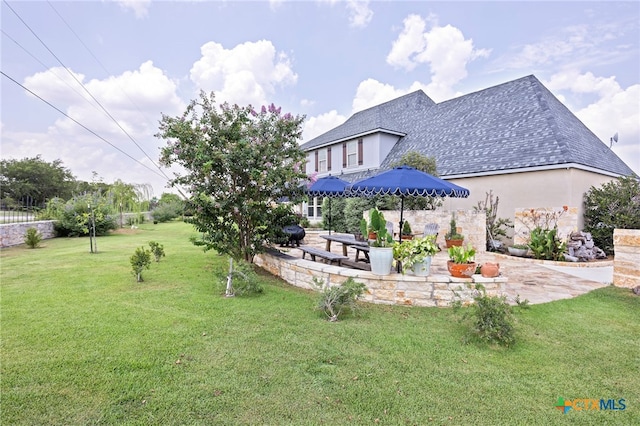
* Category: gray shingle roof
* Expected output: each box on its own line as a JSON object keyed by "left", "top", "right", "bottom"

{"left": 303, "top": 75, "right": 635, "bottom": 177}
{"left": 300, "top": 90, "right": 435, "bottom": 150}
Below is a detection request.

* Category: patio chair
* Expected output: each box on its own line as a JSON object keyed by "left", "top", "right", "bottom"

{"left": 386, "top": 221, "right": 394, "bottom": 237}
{"left": 423, "top": 223, "right": 440, "bottom": 250}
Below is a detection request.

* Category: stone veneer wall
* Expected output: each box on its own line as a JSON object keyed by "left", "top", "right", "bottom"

{"left": 254, "top": 249, "right": 505, "bottom": 307}
{"left": 372, "top": 209, "right": 486, "bottom": 253}
{"left": 513, "top": 206, "right": 578, "bottom": 246}
{"left": 0, "top": 221, "right": 56, "bottom": 248}
{"left": 613, "top": 229, "right": 640, "bottom": 288}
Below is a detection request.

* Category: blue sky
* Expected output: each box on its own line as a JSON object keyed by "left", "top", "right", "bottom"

{"left": 2, "top": 0, "right": 638, "bottom": 197}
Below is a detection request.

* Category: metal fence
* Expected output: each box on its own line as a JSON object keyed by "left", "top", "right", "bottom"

{"left": 0, "top": 198, "right": 45, "bottom": 224}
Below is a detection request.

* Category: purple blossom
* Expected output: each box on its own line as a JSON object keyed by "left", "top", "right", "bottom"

{"left": 261, "top": 105, "right": 267, "bottom": 114}
{"left": 306, "top": 172, "right": 318, "bottom": 188}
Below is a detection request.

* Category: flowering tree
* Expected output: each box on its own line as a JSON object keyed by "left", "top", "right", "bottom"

{"left": 157, "top": 91, "right": 308, "bottom": 262}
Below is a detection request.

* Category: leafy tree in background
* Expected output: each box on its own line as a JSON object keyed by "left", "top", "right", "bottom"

{"left": 0, "top": 156, "right": 75, "bottom": 207}
{"left": 157, "top": 91, "right": 308, "bottom": 262}
{"left": 53, "top": 193, "right": 117, "bottom": 237}
{"left": 389, "top": 151, "right": 442, "bottom": 211}
{"left": 583, "top": 176, "right": 640, "bottom": 254}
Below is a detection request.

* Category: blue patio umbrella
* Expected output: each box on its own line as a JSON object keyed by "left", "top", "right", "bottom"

{"left": 306, "top": 175, "right": 351, "bottom": 234}
{"left": 349, "top": 165, "right": 470, "bottom": 270}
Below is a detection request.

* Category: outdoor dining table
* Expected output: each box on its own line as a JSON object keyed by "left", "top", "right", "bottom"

{"left": 319, "top": 234, "right": 370, "bottom": 262}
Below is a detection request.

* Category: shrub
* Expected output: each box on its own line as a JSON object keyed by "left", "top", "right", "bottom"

{"left": 314, "top": 277, "right": 366, "bottom": 322}
{"left": 583, "top": 176, "right": 640, "bottom": 254}
{"left": 24, "top": 227, "right": 42, "bottom": 248}
{"left": 322, "top": 197, "right": 347, "bottom": 232}
{"left": 148, "top": 241, "right": 165, "bottom": 262}
{"left": 217, "top": 259, "right": 263, "bottom": 296}
{"left": 528, "top": 227, "right": 566, "bottom": 261}
{"left": 455, "top": 286, "right": 516, "bottom": 347}
{"left": 53, "top": 194, "right": 117, "bottom": 237}
{"left": 151, "top": 201, "right": 183, "bottom": 223}
{"left": 130, "top": 246, "right": 152, "bottom": 282}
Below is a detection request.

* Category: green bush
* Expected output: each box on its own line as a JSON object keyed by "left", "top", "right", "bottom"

{"left": 148, "top": 241, "right": 165, "bottom": 262}
{"left": 528, "top": 227, "right": 566, "bottom": 261}
{"left": 151, "top": 201, "right": 183, "bottom": 223}
{"left": 321, "top": 197, "right": 347, "bottom": 232}
{"left": 314, "top": 277, "right": 366, "bottom": 322}
{"left": 583, "top": 176, "right": 640, "bottom": 254}
{"left": 455, "top": 286, "right": 516, "bottom": 347}
{"left": 53, "top": 194, "right": 117, "bottom": 237}
{"left": 130, "top": 246, "right": 152, "bottom": 282}
{"left": 216, "top": 260, "right": 263, "bottom": 296}
{"left": 24, "top": 227, "right": 42, "bottom": 249}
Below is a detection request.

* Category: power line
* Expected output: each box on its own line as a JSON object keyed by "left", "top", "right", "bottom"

{"left": 3, "top": 0, "right": 172, "bottom": 181}
{"left": 1, "top": 70, "right": 168, "bottom": 181}
{"left": 0, "top": 28, "right": 105, "bottom": 117}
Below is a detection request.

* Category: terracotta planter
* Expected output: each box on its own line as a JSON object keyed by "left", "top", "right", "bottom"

{"left": 447, "top": 261, "right": 476, "bottom": 278}
{"left": 480, "top": 262, "right": 500, "bottom": 278}
{"left": 401, "top": 234, "right": 413, "bottom": 241}
{"left": 368, "top": 231, "right": 377, "bottom": 240}
{"left": 445, "top": 238, "right": 464, "bottom": 248}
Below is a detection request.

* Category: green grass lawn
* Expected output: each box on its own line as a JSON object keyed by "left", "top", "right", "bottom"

{"left": 1, "top": 221, "right": 638, "bottom": 425}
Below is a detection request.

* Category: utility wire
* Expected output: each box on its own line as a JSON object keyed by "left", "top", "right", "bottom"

{"left": 1, "top": 70, "right": 168, "bottom": 181}
{"left": 46, "top": 0, "right": 157, "bottom": 135}
{"left": 4, "top": 0, "right": 172, "bottom": 181}
{"left": 1, "top": 28, "right": 104, "bottom": 117}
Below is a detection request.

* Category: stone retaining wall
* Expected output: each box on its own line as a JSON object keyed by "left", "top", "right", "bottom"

{"left": 368, "top": 209, "right": 486, "bottom": 252}
{"left": 0, "top": 221, "right": 56, "bottom": 248}
{"left": 513, "top": 206, "right": 578, "bottom": 246}
{"left": 255, "top": 249, "right": 505, "bottom": 307}
{"left": 613, "top": 229, "right": 640, "bottom": 288}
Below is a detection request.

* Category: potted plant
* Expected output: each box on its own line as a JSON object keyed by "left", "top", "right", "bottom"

{"left": 401, "top": 220, "right": 413, "bottom": 240}
{"left": 393, "top": 234, "right": 438, "bottom": 276}
{"left": 447, "top": 244, "right": 477, "bottom": 278}
{"left": 507, "top": 243, "right": 529, "bottom": 257}
{"left": 444, "top": 213, "right": 464, "bottom": 248}
{"left": 365, "top": 208, "right": 394, "bottom": 275}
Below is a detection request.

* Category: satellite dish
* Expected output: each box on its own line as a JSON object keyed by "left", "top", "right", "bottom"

{"left": 610, "top": 132, "right": 618, "bottom": 148}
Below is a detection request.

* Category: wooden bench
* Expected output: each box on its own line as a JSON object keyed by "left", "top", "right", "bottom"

{"left": 298, "top": 246, "right": 348, "bottom": 266}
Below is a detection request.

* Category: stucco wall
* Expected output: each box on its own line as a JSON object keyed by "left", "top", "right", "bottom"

{"left": 613, "top": 229, "right": 640, "bottom": 288}
{"left": 442, "top": 168, "right": 622, "bottom": 231}
{"left": 0, "top": 221, "right": 56, "bottom": 248}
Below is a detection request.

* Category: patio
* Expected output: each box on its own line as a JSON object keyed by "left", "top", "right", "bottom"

{"left": 258, "top": 230, "right": 611, "bottom": 306}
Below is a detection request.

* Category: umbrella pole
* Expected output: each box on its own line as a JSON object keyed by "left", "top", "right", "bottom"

{"left": 397, "top": 197, "right": 404, "bottom": 273}
{"left": 328, "top": 198, "right": 332, "bottom": 235}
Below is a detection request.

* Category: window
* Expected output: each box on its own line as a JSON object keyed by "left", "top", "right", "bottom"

{"left": 316, "top": 148, "right": 329, "bottom": 172}
{"left": 306, "top": 197, "right": 323, "bottom": 219}
{"left": 347, "top": 141, "right": 357, "bottom": 167}
{"left": 343, "top": 138, "right": 363, "bottom": 168}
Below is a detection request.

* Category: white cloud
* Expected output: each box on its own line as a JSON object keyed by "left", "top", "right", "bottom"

{"left": 190, "top": 40, "right": 298, "bottom": 107}
{"left": 386, "top": 14, "right": 490, "bottom": 101}
{"left": 346, "top": 0, "right": 373, "bottom": 28}
{"left": 302, "top": 110, "right": 346, "bottom": 142}
{"left": 545, "top": 70, "right": 640, "bottom": 175}
{"left": 5, "top": 61, "right": 184, "bottom": 196}
{"left": 113, "top": 0, "right": 151, "bottom": 19}
{"left": 499, "top": 23, "right": 633, "bottom": 71}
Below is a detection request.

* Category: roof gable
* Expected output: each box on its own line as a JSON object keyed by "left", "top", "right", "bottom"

{"left": 383, "top": 75, "right": 635, "bottom": 177}
{"left": 300, "top": 90, "right": 435, "bottom": 150}
{"left": 303, "top": 75, "right": 635, "bottom": 177}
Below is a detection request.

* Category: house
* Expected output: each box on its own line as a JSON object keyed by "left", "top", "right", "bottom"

{"left": 300, "top": 75, "right": 635, "bottom": 230}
